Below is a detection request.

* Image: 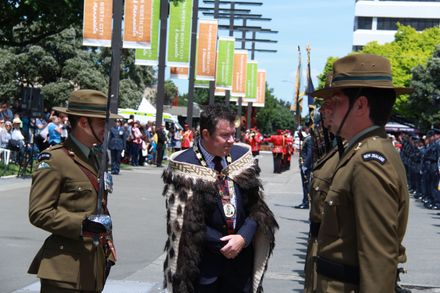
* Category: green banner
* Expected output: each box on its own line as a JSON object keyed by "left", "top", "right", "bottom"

{"left": 244, "top": 61, "right": 258, "bottom": 101}
{"left": 215, "top": 37, "right": 234, "bottom": 90}
{"left": 135, "top": 0, "right": 160, "bottom": 66}
{"left": 167, "top": 0, "right": 192, "bottom": 67}
{"left": 195, "top": 79, "right": 210, "bottom": 88}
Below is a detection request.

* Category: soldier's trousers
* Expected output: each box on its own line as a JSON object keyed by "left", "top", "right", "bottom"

{"left": 41, "top": 282, "right": 100, "bottom": 293}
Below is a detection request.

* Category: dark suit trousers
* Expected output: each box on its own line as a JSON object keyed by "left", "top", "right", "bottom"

{"left": 110, "top": 149, "right": 121, "bottom": 173}
{"left": 196, "top": 272, "right": 252, "bottom": 293}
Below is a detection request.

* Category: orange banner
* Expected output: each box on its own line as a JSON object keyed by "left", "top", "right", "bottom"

{"left": 254, "top": 69, "right": 266, "bottom": 107}
{"left": 196, "top": 19, "right": 218, "bottom": 81}
{"left": 123, "top": 0, "right": 152, "bottom": 49}
{"left": 170, "top": 67, "right": 189, "bottom": 79}
{"left": 215, "top": 88, "right": 226, "bottom": 96}
{"left": 83, "top": 0, "right": 112, "bottom": 47}
{"left": 231, "top": 50, "right": 248, "bottom": 98}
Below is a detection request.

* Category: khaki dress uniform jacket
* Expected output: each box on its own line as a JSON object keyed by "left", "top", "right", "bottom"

{"left": 28, "top": 138, "right": 111, "bottom": 292}
{"left": 316, "top": 127, "right": 409, "bottom": 293}
{"left": 304, "top": 147, "right": 340, "bottom": 293}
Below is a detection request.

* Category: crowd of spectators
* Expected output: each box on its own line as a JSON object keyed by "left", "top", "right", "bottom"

{"left": 0, "top": 98, "right": 195, "bottom": 172}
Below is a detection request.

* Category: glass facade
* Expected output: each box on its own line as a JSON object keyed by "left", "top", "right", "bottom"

{"left": 377, "top": 17, "right": 440, "bottom": 31}
{"left": 355, "top": 17, "right": 373, "bottom": 29}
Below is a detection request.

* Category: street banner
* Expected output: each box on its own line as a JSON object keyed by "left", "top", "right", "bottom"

{"left": 123, "top": 0, "right": 152, "bottom": 49}
{"left": 215, "top": 37, "right": 235, "bottom": 90}
{"left": 231, "top": 50, "right": 248, "bottom": 98}
{"left": 167, "top": 0, "right": 193, "bottom": 67}
{"left": 215, "top": 88, "right": 226, "bottom": 96}
{"left": 83, "top": 0, "right": 112, "bottom": 47}
{"left": 254, "top": 69, "right": 266, "bottom": 107}
{"left": 196, "top": 19, "right": 218, "bottom": 81}
{"left": 170, "top": 67, "right": 189, "bottom": 79}
{"left": 135, "top": 0, "right": 160, "bottom": 66}
{"left": 244, "top": 60, "right": 258, "bottom": 102}
{"left": 195, "top": 80, "right": 210, "bottom": 88}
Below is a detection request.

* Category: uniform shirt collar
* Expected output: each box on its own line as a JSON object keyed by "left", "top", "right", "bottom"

{"left": 346, "top": 125, "right": 381, "bottom": 153}
{"left": 69, "top": 133, "right": 91, "bottom": 159}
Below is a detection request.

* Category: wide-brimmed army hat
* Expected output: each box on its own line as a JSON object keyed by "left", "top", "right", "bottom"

{"left": 312, "top": 54, "right": 413, "bottom": 99}
{"left": 53, "top": 89, "right": 123, "bottom": 119}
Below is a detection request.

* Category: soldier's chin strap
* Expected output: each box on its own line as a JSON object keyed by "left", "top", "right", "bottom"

{"left": 87, "top": 117, "right": 103, "bottom": 145}
{"left": 335, "top": 89, "right": 362, "bottom": 158}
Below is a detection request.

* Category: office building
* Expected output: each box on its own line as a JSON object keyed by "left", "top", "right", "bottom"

{"left": 353, "top": 0, "right": 440, "bottom": 51}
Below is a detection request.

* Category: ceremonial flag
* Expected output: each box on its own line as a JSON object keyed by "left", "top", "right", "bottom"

{"left": 231, "top": 50, "right": 248, "bottom": 98}
{"left": 83, "top": 0, "right": 112, "bottom": 47}
{"left": 254, "top": 69, "right": 266, "bottom": 107}
{"left": 135, "top": 0, "right": 160, "bottom": 66}
{"left": 170, "top": 67, "right": 189, "bottom": 79}
{"left": 123, "top": 0, "right": 153, "bottom": 49}
{"left": 291, "top": 46, "right": 302, "bottom": 124}
{"left": 167, "top": 0, "right": 193, "bottom": 67}
{"left": 215, "top": 37, "right": 235, "bottom": 90}
{"left": 244, "top": 60, "right": 258, "bottom": 102}
{"left": 196, "top": 19, "right": 218, "bottom": 81}
{"left": 305, "top": 46, "right": 316, "bottom": 126}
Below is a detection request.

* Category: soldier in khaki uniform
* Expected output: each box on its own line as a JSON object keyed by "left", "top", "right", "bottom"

{"left": 28, "top": 90, "right": 121, "bottom": 293}
{"left": 311, "top": 54, "right": 411, "bottom": 292}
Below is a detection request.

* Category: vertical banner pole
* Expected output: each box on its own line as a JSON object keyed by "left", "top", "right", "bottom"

{"left": 155, "top": 0, "right": 169, "bottom": 128}
{"left": 187, "top": 0, "right": 199, "bottom": 128}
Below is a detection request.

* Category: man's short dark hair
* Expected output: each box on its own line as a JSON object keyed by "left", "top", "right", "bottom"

{"left": 342, "top": 88, "right": 396, "bottom": 126}
{"left": 200, "top": 104, "right": 236, "bottom": 135}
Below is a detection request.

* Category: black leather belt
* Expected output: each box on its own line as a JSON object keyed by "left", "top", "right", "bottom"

{"left": 316, "top": 256, "right": 360, "bottom": 285}
{"left": 310, "top": 221, "right": 320, "bottom": 237}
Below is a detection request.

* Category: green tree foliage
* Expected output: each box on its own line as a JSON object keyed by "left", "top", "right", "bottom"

{"left": 316, "top": 25, "right": 440, "bottom": 121}
{"left": 256, "top": 85, "right": 295, "bottom": 134}
{"left": 0, "top": 0, "right": 184, "bottom": 47}
{"left": 409, "top": 46, "right": 440, "bottom": 130}
{"left": 164, "top": 80, "right": 179, "bottom": 105}
{"left": 0, "top": 27, "right": 155, "bottom": 109}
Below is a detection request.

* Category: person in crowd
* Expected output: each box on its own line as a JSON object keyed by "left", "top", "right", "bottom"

{"left": 312, "top": 54, "right": 410, "bottom": 292}
{"left": 108, "top": 119, "right": 127, "bottom": 175}
{"left": 155, "top": 125, "right": 167, "bottom": 167}
{"left": 162, "top": 104, "right": 278, "bottom": 293}
{"left": 264, "top": 129, "right": 285, "bottom": 174}
{"left": 130, "top": 121, "right": 143, "bottom": 166}
{"left": 0, "top": 100, "right": 14, "bottom": 121}
{"left": 295, "top": 126, "right": 313, "bottom": 209}
{"left": 244, "top": 128, "right": 263, "bottom": 157}
{"left": 181, "top": 123, "right": 193, "bottom": 150}
{"left": 0, "top": 120, "right": 12, "bottom": 148}
{"left": 47, "top": 115, "right": 63, "bottom": 146}
{"left": 28, "top": 89, "right": 121, "bottom": 293}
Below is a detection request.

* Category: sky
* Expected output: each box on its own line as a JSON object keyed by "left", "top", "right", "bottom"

{"left": 171, "top": 0, "right": 356, "bottom": 105}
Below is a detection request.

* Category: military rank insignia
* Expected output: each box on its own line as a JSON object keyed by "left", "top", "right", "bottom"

{"left": 37, "top": 153, "right": 51, "bottom": 161}
{"left": 362, "top": 152, "right": 387, "bottom": 165}
{"left": 37, "top": 162, "right": 51, "bottom": 170}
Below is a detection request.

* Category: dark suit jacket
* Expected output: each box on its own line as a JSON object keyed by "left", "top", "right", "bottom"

{"left": 174, "top": 144, "right": 257, "bottom": 279}
{"left": 108, "top": 126, "right": 127, "bottom": 151}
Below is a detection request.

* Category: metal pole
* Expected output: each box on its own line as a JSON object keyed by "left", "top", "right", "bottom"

{"left": 187, "top": 0, "right": 199, "bottom": 128}
{"left": 208, "top": 0, "right": 220, "bottom": 105}
{"left": 246, "top": 30, "right": 256, "bottom": 130}
{"left": 99, "top": 0, "right": 123, "bottom": 215}
{"left": 155, "top": 0, "right": 169, "bottom": 129}
{"left": 225, "top": 1, "right": 235, "bottom": 106}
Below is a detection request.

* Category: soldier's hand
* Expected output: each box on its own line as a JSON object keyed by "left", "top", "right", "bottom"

{"left": 82, "top": 218, "right": 107, "bottom": 234}
{"left": 220, "top": 234, "right": 246, "bottom": 259}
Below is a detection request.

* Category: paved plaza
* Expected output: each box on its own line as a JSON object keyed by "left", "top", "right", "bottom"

{"left": 1, "top": 152, "right": 439, "bottom": 293}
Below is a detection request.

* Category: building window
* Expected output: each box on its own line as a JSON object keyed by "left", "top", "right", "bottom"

{"left": 353, "top": 45, "right": 364, "bottom": 51}
{"left": 355, "top": 17, "right": 373, "bottom": 30}
{"left": 377, "top": 17, "right": 440, "bottom": 31}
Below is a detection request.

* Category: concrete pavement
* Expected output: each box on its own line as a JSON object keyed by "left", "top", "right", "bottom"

{"left": 2, "top": 152, "right": 440, "bottom": 293}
